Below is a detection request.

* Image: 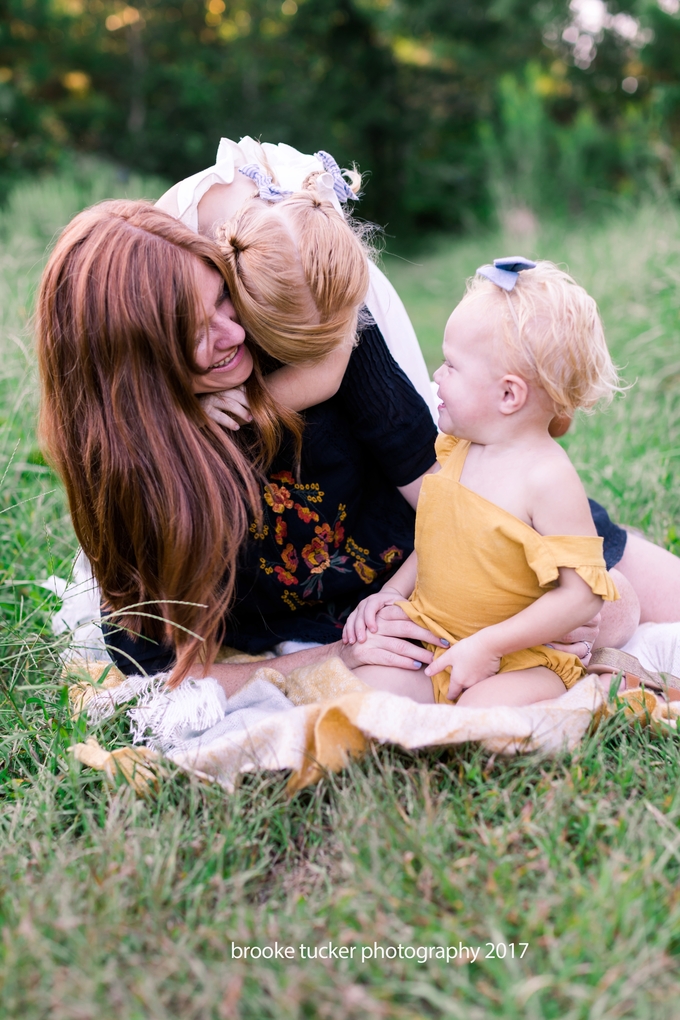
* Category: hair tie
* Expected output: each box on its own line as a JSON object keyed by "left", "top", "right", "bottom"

{"left": 476, "top": 256, "right": 536, "bottom": 292}
{"left": 313, "top": 150, "right": 357, "bottom": 204}
{"left": 239, "top": 164, "right": 292, "bottom": 202}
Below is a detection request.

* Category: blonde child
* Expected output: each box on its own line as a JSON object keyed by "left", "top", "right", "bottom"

{"left": 343, "top": 257, "right": 621, "bottom": 708}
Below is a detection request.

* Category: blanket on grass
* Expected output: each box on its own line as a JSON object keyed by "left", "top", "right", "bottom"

{"left": 49, "top": 555, "right": 680, "bottom": 794}
{"left": 68, "top": 653, "right": 680, "bottom": 795}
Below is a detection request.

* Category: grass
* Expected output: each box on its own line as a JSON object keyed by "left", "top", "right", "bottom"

{"left": 0, "top": 169, "right": 679, "bottom": 1018}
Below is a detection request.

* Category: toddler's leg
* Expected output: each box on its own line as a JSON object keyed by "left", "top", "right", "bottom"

{"left": 353, "top": 664, "right": 435, "bottom": 703}
{"left": 456, "top": 667, "right": 566, "bottom": 708}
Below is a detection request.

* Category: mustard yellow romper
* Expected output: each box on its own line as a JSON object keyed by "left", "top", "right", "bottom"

{"left": 399, "top": 435, "right": 620, "bottom": 704}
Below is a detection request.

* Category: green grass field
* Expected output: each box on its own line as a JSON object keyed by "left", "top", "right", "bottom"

{"left": 0, "top": 169, "right": 679, "bottom": 1018}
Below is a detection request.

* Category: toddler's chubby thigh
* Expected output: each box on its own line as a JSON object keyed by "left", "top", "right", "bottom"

{"left": 353, "top": 664, "right": 435, "bottom": 704}
{"left": 456, "top": 668, "right": 567, "bottom": 708}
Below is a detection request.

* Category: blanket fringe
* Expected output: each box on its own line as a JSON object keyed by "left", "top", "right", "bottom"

{"left": 84, "top": 673, "right": 228, "bottom": 751}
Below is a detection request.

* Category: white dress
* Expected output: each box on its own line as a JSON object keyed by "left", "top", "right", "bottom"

{"left": 168, "top": 136, "right": 438, "bottom": 421}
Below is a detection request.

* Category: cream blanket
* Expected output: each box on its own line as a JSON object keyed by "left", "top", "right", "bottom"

{"left": 68, "top": 653, "right": 679, "bottom": 795}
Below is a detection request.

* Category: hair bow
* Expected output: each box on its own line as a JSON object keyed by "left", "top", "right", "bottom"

{"left": 476, "top": 256, "right": 536, "bottom": 291}
{"left": 239, "top": 163, "right": 293, "bottom": 202}
{"left": 314, "top": 150, "right": 357, "bottom": 203}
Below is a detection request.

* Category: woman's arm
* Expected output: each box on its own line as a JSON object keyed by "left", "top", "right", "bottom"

{"left": 185, "top": 605, "right": 447, "bottom": 697}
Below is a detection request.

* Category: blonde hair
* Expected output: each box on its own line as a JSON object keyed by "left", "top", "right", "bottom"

{"left": 464, "top": 260, "right": 620, "bottom": 415}
{"left": 216, "top": 192, "right": 370, "bottom": 364}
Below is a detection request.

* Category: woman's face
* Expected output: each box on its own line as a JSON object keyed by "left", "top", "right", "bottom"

{"left": 192, "top": 260, "right": 254, "bottom": 394}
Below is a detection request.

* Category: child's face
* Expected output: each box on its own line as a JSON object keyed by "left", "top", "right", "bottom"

{"left": 433, "top": 298, "right": 504, "bottom": 438}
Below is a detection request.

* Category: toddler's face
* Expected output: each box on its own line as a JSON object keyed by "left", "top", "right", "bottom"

{"left": 433, "top": 298, "right": 503, "bottom": 438}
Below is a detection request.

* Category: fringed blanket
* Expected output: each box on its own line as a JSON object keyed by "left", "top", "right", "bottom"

{"left": 68, "top": 654, "right": 680, "bottom": 795}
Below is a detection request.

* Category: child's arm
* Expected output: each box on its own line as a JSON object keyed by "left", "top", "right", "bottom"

{"left": 343, "top": 551, "right": 419, "bottom": 645}
{"left": 430, "top": 566, "right": 602, "bottom": 699}
{"left": 200, "top": 343, "right": 353, "bottom": 429}
{"left": 264, "top": 342, "right": 353, "bottom": 411}
{"left": 426, "top": 453, "right": 604, "bottom": 699}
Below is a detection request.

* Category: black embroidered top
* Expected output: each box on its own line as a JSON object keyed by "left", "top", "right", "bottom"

{"left": 225, "top": 321, "right": 438, "bottom": 650}
{"left": 104, "top": 322, "right": 439, "bottom": 672}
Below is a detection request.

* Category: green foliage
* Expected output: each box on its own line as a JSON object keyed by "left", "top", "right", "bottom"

{"left": 1, "top": 0, "right": 679, "bottom": 231}
{"left": 1, "top": 170, "right": 680, "bottom": 1016}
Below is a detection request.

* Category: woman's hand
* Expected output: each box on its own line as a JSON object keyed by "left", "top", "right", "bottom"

{"left": 548, "top": 612, "right": 601, "bottom": 664}
{"left": 343, "top": 586, "right": 405, "bottom": 644}
{"left": 199, "top": 386, "right": 253, "bottom": 431}
{"left": 423, "top": 633, "right": 501, "bottom": 701}
{"left": 339, "top": 604, "right": 448, "bottom": 671}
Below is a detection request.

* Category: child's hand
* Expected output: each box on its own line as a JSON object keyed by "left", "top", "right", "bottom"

{"left": 343, "top": 586, "right": 405, "bottom": 645}
{"left": 199, "top": 386, "right": 253, "bottom": 430}
{"left": 424, "top": 634, "right": 501, "bottom": 701}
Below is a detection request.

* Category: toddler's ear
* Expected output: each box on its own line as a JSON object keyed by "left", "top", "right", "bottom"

{"left": 499, "top": 374, "right": 528, "bottom": 415}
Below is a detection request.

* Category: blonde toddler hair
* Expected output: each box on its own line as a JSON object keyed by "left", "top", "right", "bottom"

{"left": 216, "top": 192, "right": 370, "bottom": 365}
{"left": 464, "top": 260, "right": 620, "bottom": 415}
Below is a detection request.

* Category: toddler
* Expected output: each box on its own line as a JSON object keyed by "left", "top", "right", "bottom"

{"left": 343, "top": 257, "right": 621, "bottom": 707}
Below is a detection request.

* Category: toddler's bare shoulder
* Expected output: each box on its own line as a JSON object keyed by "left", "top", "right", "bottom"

{"left": 525, "top": 442, "right": 589, "bottom": 505}
{"left": 526, "top": 442, "right": 595, "bottom": 533}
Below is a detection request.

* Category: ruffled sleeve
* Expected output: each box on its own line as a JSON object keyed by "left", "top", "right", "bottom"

{"left": 523, "top": 534, "right": 620, "bottom": 601}
{"left": 434, "top": 433, "right": 461, "bottom": 466}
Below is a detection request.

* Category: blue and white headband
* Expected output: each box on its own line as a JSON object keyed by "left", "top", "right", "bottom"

{"left": 239, "top": 149, "right": 357, "bottom": 204}
{"left": 476, "top": 256, "right": 536, "bottom": 291}
{"left": 238, "top": 163, "right": 293, "bottom": 202}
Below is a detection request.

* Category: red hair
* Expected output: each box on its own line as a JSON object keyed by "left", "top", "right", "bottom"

{"left": 37, "top": 199, "right": 299, "bottom": 687}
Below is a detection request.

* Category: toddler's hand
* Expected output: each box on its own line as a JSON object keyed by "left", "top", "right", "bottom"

{"left": 343, "top": 586, "right": 405, "bottom": 645}
{"left": 199, "top": 386, "right": 253, "bottom": 431}
{"left": 424, "top": 634, "right": 501, "bottom": 701}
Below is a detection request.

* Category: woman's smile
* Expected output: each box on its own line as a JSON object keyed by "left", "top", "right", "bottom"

{"left": 192, "top": 260, "right": 254, "bottom": 393}
{"left": 210, "top": 343, "right": 245, "bottom": 372}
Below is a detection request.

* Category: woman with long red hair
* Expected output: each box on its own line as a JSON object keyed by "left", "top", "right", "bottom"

{"left": 38, "top": 188, "right": 458, "bottom": 692}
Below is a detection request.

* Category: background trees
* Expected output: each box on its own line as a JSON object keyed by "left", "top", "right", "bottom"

{"left": 1, "top": 0, "right": 679, "bottom": 230}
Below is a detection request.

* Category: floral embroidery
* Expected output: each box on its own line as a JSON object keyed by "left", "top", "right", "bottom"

{"left": 302, "top": 536, "right": 331, "bottom": 574}
{"left": 294, "top": 503, "right": 319, "bottom": 523}
{"left": 281, "top": 589, "right": 306, "bottom": 611}
{"left": 253, "top": 470, "right": 391, "bottom": 605}
{"left": 265, "top": 482, "right": 294, "bottom": 514}
{"left": 274, "top": 517, "right": 287, "bottom": 546}
{"left": 353, "top": 560, "right": 377, "bottom": 584}
{"left": 346, "top": 536, "right": 370, "bottom": 559}
{"left": 381, "top": 545, "right": 403, "bottom": 565}
{"left": 250, "top": 522, "right": 269, "bottom": 540}
{"left": 315, "top": 521, "right": 344, "bottom": 548}
{"left": 271, "top": 470, "right": 296, "bottom": 486}
{"left": 274, "top": 566, "right": 298, "bottom": 586}
{"left": 281, "top": 543, "right": 298, "bottom": 571}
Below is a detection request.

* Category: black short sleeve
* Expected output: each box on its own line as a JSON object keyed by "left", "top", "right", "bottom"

{"left": 337, "top": 322, "right": 438, "bottom": 487}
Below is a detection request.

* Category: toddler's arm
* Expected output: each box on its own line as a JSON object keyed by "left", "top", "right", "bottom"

{"left": 201, "top": 343, "right": 353, "bottom": 429}
{"left": 343, "top": 551, "right": 419, "bottom": 644}
{"left": 264, "top": 342, "right": 353, "bottom": 411}
{"left": 427, "top": 453, "right": 605, "bottom": 699}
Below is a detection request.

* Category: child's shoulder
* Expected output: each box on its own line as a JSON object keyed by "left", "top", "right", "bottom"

{"left": 525, "top": 438, "right": 581, "bottom": 490}
{"left": 524, "top": 439, "right": 595, "bottom": 536}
